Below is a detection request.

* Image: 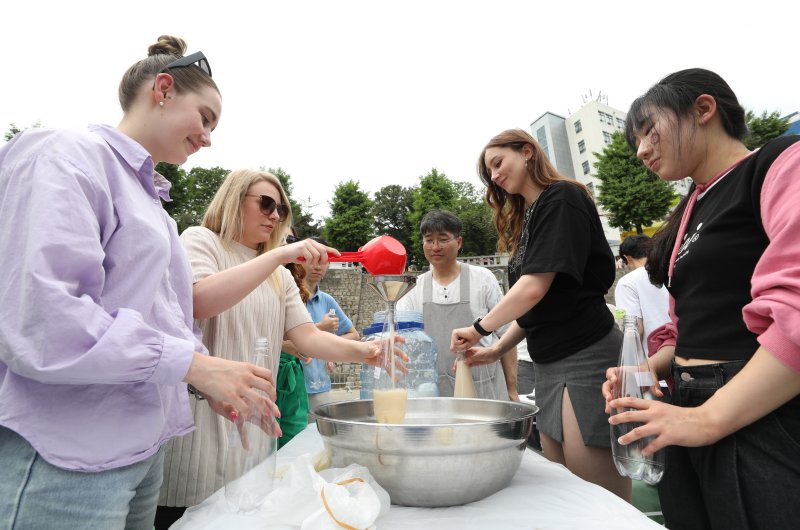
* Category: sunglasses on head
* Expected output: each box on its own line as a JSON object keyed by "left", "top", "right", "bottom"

{"left": 159, "top": 51, "right": 212, "bottom": 77}
{"left": 245, "top": 194, "right": 290, "bottom": 221}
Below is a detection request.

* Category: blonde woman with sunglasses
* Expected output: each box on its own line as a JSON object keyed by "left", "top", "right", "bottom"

{"left": 156, "top": 169, "right": 389, "bottom": 527}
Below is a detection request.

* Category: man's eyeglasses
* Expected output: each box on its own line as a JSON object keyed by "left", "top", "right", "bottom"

{"left": 423, "top": 237, "right": 457, "bottom": 248}
{"left": 159, "top": 51, "right": 212, "bottom": 77}
{"left": 246, "top": 194, "right": 290, "bottom": 221}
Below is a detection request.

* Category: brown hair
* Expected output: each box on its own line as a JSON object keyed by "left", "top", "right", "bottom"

{"left": 118, "top": 35, "right": 219, "bottom": 112}
{"left": 477, "top": 129, "right": 590, "bottom": 256}
{"left": 283, "top": 227, "right": 311, "bottom": 303}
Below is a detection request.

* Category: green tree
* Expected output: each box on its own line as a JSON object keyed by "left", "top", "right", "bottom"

{"left": 409, "top": 169, "right": 456, "bottom": 266}
{"left": 269, "top": 167, "right": 321, "bottom": 238}
{"left": 595, "top": 131, "right": 674, "bottom": 234}
{"left": 158, "top": 163, "right": 228, "bottom": 233}
{"left": 4, "top": 120, "right": 42, "bottom": 142}
{"left": 323, "top": 180, "right": 374, "bottom": 251}
{"left": 451, "top": 181, "right": 496, "bottom": 256}
{"left": 372, "top": 184, "right": 415, "bottom": 252}
{"left": 744, "top": 110, "right": 789, "bottom": 150}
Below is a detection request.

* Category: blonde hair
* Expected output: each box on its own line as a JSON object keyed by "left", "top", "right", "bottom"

{"left": 202, "top": 169, "right": 293, "bottom": 290}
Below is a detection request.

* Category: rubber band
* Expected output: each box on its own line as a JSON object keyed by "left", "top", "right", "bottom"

{"left": 320, "top": 477, "right": 367, "bottom": 530}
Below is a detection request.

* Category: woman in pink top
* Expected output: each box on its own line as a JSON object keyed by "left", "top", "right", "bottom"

{"left": 603, "top": 68, "right": 800, "bottom": 529}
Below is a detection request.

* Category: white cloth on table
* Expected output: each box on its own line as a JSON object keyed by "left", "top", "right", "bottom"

{"left": 174, "top": 424, "right": 662, "bottom": 529}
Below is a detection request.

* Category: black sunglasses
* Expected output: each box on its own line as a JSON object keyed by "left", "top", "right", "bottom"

{"left": 245, "top": 194, "right": 290, "bottom": 221}
{"left": 159, "top": 51, "right": 212, "bottom": 77}
{"left": 285, "top": 235, "right": 300, "bottom": 244}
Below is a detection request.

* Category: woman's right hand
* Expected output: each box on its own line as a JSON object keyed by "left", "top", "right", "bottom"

{"left": 184, "top": 353, "right": 282, "bottom": 436}
{"left": 275, "top": 238, "right": 339, "bottom": 266}
{"left": 602, "top": 364, "right": 663, "bottom": 414}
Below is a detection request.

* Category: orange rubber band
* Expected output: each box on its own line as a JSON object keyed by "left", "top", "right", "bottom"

{"left": 320, "top": 477, "right": 367, "bottom": 530}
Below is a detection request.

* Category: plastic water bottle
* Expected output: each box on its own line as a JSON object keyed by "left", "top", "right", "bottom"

{"left": 223, "top": 337, "right": 278, "bottom": 512}
{"left": 609, "top": 315, "right": 665, "bottom": 485}
{"left": 359, "top": 311, "right": 438, "bottom": 399}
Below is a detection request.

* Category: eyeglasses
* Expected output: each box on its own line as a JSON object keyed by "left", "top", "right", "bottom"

{"left": 246, "top": 194, "right": 290, "bottom": 221}
{"left": 159, "top": 51, "right": 212, "bottom": 77}
{"left": 285, "top": 235, "right": 300, "bottom": 244}
{"left": 423, "top": 237, "right": 457, "bottom": 248}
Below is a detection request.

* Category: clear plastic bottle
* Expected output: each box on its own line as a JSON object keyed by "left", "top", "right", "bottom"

{"left": 224, "top": 337, "right": 278, "bottom": 512}
{"left": 609, "top": 315, "right": 665, "bottom": 485}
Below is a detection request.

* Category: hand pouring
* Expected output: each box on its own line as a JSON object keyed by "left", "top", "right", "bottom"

{"left": 304, "top": 235, "right": 406, "bottom": 275}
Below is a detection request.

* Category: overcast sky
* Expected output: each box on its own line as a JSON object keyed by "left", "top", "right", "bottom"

{"left": 3, "top": 1, "right": 796, "bottom": 221}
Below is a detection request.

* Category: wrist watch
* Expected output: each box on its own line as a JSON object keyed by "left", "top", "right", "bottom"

{"left": 472, "top": 317, "right": 492, "bottom": 337}
{"left": 187, "top": 384, "right": 206, "bottom": 400}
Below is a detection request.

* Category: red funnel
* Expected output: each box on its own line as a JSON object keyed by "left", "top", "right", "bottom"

{"left": 329, "top": 235, "right": 406, "bottom": 275}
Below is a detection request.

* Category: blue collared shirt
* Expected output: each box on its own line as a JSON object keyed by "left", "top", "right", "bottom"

{"left": 303, "top": 288, "right": 353, "bottom": 394}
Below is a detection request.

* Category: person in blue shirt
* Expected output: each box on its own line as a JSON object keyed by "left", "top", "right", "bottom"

{"left": 282, "top": 236, "right": 360, "bottom": 415}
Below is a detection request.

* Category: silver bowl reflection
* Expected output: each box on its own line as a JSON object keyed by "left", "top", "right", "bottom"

{"left": 311, "top": 397, "right": 538, "bottom": 507}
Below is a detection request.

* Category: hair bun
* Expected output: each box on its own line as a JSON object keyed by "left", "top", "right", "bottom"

{"left": 147, "top": 35, "right": 188, "bottom": 58}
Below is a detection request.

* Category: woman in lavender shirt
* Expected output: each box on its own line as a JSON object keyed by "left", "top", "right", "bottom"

{"left": 0, "top": 35, "right": 276, "bottom": 529}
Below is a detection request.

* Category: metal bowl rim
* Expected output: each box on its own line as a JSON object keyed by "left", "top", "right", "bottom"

{"left": 310, "top": 397, "right": 539, "bottom": 427}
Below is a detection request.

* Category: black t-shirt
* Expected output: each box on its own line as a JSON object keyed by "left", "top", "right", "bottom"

{"left": 508, "top": 181, "right": 615, "bottom": 363}
{"left": 670, "top": 135, "right": 800, "bottom": 361}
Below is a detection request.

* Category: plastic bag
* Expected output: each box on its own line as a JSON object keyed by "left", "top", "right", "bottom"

{"left": 171, "top": 453, "right": 390, "bottom": 530}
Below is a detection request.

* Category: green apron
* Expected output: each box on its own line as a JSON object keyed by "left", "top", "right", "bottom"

{"left": 275, "top": 351, "right": 309, "bottom": 449}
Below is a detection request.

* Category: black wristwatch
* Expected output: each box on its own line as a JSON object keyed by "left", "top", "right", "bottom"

{"left": 472, "top": 317, "right": 492, "bottom": 337}
{"left": 187, "top": 384, "right": 206, "bottom": 401}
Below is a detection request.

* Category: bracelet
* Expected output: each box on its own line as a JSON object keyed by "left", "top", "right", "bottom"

{"left": 187, "top": 384, "right": 206, "bottom": 401}
{"left": 472, "top": 317, "right": 492, "bottom": 337}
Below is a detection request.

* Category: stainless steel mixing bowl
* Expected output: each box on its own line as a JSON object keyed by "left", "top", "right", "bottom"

{"left": 311, "top": 397, "right": 539, "bottom": 507}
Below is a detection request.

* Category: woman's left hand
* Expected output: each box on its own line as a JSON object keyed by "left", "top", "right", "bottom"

{"left": 451, "top": 325, "right": 481, "bottom": 352}
{"left": 608, "top": 397, "right": 721, "bottom": 455}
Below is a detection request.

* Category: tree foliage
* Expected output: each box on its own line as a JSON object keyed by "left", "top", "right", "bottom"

{"left": 595, "top": 131, "right": 674, "bottom": 234}
{"left": 4, "top": 121, "right": 41, "bottom": 142}
{"left": 451, "top": 181, "right": 497, "bottom": 257}
{"left": 324, "top": 180, "right": 374, "bottom": 251}
{"left": 744, "top": 110, "right": 789, "bottom": 150}
{"left": 372, "top": 184, "right": 415, "bottom": 252}
{"left": 408, "top": 169, "right": 457, "bottom": 265}
{"left": 158, "top": 163, "right": 228, "bottom": 234}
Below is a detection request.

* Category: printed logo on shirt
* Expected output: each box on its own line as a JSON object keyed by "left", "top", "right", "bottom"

{"left": 676, "top": 222, "right": 703, "bottom": 265}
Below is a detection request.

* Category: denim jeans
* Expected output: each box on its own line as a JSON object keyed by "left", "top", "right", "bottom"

{"left": 0, "top": 426, "right": 165, "bottom": 530}
{"left": 657, "top": 361, "right": 800, "bottom": 530}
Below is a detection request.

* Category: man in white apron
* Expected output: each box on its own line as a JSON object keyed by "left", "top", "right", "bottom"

{"left": 396, "top": 210, "right": 511, "bottom": 399}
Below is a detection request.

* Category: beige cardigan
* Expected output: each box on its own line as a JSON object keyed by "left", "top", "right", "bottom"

{"left": 158, "top": 227, "right": 311, "bottom": 507}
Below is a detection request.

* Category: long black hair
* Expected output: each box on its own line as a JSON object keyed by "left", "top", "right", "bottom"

{"left": 624, "top": 69, "right": 747, "bottom": 286}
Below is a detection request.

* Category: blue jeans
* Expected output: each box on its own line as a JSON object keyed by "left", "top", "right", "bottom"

{"left": 658, "top": 361, "right": 800, "bottom": 530}
{"left": 0, "top": 426, "right": 165, "bottom": 530}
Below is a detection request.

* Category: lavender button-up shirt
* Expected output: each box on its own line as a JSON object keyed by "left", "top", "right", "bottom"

{"left": 0, "top": 124, "right": 206, "bottom": 472}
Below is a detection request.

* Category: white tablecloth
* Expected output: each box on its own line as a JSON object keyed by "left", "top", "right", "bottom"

{"left": 174, "top": 423, "right": 662, "bottom": 529}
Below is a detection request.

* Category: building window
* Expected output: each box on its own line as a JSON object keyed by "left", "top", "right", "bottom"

{"left": 598, "top": 111, "right": 613, "bottom": 125}
{"left": 574, "top": 120, "right": 582, "bottom": 133}
{"left": 603, "top": 131, "right": 612, "bottom": 144}
{"left": 616, "top": 117, "right": 625, "bottom": 129}
{"left": 536, "top": 126, "right": 550, "bottom": 160}
{"left": 587, "top": 182, "right": 595, "bottom": 193}
{"left": 582, "top": 161, "right": 590, "bottom": 174}
{"left": 578, "top": 140, "right": 586, "bottom": 154}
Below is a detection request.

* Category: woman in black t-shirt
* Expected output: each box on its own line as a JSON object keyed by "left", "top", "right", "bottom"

{"left": 451, "top": 129, "right": 628, "bottom": 500}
